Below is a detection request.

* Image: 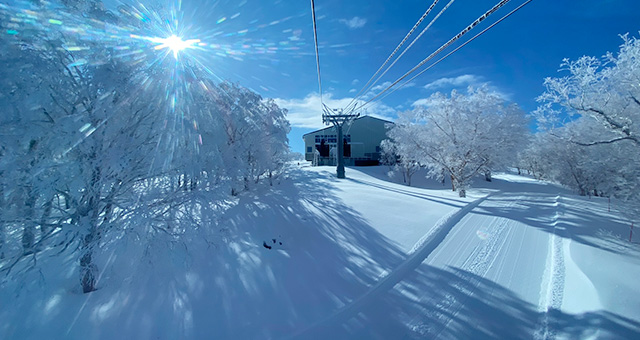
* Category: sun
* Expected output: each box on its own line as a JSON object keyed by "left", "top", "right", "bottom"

{"left": 151, "top": 35, "right": 201, "bottom": 58}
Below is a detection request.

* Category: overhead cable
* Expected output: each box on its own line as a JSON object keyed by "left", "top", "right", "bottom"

{"left": 310, "top": 0, "right": 324, "bottom": 103}
{"left": 356, "top": 0, "right": 513, "bottom": 110}
{"left": 345, "top": 0, "right": 457, "bottom": 114}
{"left": 364, "top": 0, "right": 533, "bottom": 108}
{"left": 344, "top": 0, "right": 441, "bottom": 112}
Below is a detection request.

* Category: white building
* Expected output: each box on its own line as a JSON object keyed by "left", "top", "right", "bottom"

{"left": 303, "top": 115, "right": 393, "bottom": 166}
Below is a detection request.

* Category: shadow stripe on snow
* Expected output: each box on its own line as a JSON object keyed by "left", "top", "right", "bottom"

{"left": 288, "top": 192, "right": 495, "bottom": 339}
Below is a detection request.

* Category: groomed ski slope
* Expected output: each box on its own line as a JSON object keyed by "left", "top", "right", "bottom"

{"left": 296, "top": 167, "right": 640, "bottom": 339}
{"left": 1, "top": 165, "right": 639, "bottom": 339}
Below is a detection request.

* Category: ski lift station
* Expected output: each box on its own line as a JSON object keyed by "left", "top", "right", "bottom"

{"left": 303, "top": 115, "right": 393, "bottom": 166}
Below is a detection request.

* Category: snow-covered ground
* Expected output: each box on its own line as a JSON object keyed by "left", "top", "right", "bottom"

{"left": 1, "top": 165, "right": 639, "bottom": 339}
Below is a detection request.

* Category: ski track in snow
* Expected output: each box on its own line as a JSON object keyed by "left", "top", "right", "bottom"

{"left": 535, "top": 195, "right": 566, "bottom": 340}
{"left": 288, "top": 193, "right": 494, "bottom": 339}
{"left": 409, "top": 195, "right": 521, "bottom": 338}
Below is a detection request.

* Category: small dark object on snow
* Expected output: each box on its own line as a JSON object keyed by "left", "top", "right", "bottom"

{"left": 272, "top": 239, "right": 276, "bottom": 244}
{"left": 263, "top": 241, "right": 272, "bottom": 249}
{"left": 279, "top": 242, "right": 282, "bottom": 245}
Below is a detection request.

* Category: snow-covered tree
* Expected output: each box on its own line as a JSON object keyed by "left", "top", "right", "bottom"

{"left": 0, "top": 25, "right": 170, "bottom": 292}
{"left": 387, "top": 86, "right": 528, "bottom": 197}
{"left": 536, "top": 33, "right": 640, "bottom": 147}
{"left": 380, "top": 135, "right": 421, "bottom": 186}
{"left": 0, "top": 0, "right": 291, "bottom": 293}
{"left": 535, "top": 32, "right": 640, "bottom": 208}
{"left": 205, "top": 82, "right": 290, "bottom": 194}
{"left": 524, "top": 118, "right": 639, "bottom": 200}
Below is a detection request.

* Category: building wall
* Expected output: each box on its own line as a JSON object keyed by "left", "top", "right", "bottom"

{"left": 303, "top": 116, "right": 392, "bottom": 164}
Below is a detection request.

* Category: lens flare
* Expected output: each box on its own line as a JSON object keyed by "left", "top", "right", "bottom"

{"left": 476, "top": 230, "right": 490, "bottom": 240}
{"left": 150, "top": 34, "right": 201, "bottom": 58}
{"left": 0, "top": 0, "right": 310, "bottom": 160}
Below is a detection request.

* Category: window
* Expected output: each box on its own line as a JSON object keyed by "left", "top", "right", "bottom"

{"left": 314, "top": 134, "right": 351, "bottom": 144}
{"left": 376, "top": 146, "right": 381, "bottom": 152}
{"left": 307, "top": 147, "right": 312, "bottom": 153}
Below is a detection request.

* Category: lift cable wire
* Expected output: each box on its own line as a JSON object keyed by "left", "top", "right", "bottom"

{"left": 354, "top": 0, "right": 513, "bottom": 111}
{"left": 344, "top": 0, "right": 458, "bottom": 115}
{"left": 360, "top": 0, "right": 533, "bottom": 110}
{"left": 310, "top": 0, "right": 324, "bottom": 104}
{"left": 343, "top": 0, "right": 441, "bottom": 113}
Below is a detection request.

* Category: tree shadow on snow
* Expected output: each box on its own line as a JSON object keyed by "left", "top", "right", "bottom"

{"left": 0, "top": 168, "right": 410, "bottom": 339}
{"left": 5, "top": 168, "right": 637, "bottom": 339}
{"left": 302, "top": 264, "right": 640, "bottom": 340}
{"left": 350, "top": 165, "right": 473, "bottom": 192}
{"left": 346, "top": 177, "right": 468, "bottom": 208}
{"left": 349, "top": 169, "right": 635, "bottom": 255}
{"left": 194, "top": 168, "right": 410, "bottom": 339}
{"left": 467, "top": 191, "right": 638, "bottom": 255}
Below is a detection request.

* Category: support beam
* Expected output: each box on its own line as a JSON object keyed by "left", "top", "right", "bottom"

{"left": 322, "top": 109, "right": 359, "bottom": 179}
{"left": 337, "top": 124, "right": 345, "bottom": 178}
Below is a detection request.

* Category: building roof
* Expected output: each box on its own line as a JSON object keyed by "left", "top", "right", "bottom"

{"left": 301, "top": 115, "right": 394, "bottom": 137}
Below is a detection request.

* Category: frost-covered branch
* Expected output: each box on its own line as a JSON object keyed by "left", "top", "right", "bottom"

{"left": 387, "top": 86, "right": 528, "bottom": 196}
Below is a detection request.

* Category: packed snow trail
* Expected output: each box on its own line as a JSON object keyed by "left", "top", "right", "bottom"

{"left": 289, "top": 193, "right": 493, "bottom": 339}
{"left": 418, "top": 195, "right": 524, "bottom": 338}
{"left": 536, "top": 195, "right": 566, "bottom": 340}
{"left": 392, "top": 192, "right": 555, "bottom": 339}
{"left": 292, "top": 186, "right": 563, "bottom": 339}
{"left": 297, "top": 172, "right": 640, "bottom": 339}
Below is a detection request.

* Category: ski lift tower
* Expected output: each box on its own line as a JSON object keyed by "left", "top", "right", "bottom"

{"left": 322, "top": 105, "right": 359, "bottom": 179}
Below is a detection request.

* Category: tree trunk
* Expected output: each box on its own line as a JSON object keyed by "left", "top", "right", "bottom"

{"left": 22, "top": 188, "right": 36, "bottom": 253}
{"left": 80, "top": 203, "right": 100, "bottom": 294}
{"left": 80, "top": 193, "right": 107, "bottom": 294}
{"left": 40, "top": 197, "right": 53, "bottom": 237}
{"left": 484, "top": 170, "right": 492, "bottom": 182}
{"left": 0, "top": 224, "right": 4, "bottom": 260}
{"left": 79, "top": 163, "right": 102, "bottom": 294}
{"left": 80, "top": 243, "right": 97, "bottom": 293}
{"left": 450, "top": 175, "right": 456, "bottom": 192}
{"left": 0, "top": 177, "right": 3, "bottom": 259}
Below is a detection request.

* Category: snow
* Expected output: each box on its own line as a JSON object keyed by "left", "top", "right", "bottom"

{"left": 2, "top": 165, "right": 640, "bottom": 339}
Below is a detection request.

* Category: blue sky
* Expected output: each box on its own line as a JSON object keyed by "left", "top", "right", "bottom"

{"left": 110, "top": 0, "right": 640, "bottom": 154}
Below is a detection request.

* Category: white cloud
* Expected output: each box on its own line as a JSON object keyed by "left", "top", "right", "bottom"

{"left": 412, "top": 81, "right": 513, "bottom": 107}
{"left": 367, "top": 81, "right": 415, "bottom": 95}
{"left": 412, "top": 98, "right": 433, "bottom": 107}
{"left": 349, "top": 89, "right": 357, "bottom": 93}
{"left": 490, "top": 88, "right": 512, "bottom": 101}
{"left": 351, "top": 79, "right": 359, "bottom": 85}
{"left": 370, "top": 81, "right": 393, "bottom": 92}
{"left": 423, "top": 74, "right": 481, "bottom": 90}
{"left": 403, "top": 82, "right": 416, "bottom": 88}
{"left": 339, "top": 16, "right": 367, "bottom": 29}
{"left": 274, "top": 93, "right": 395, "bottom": 129}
